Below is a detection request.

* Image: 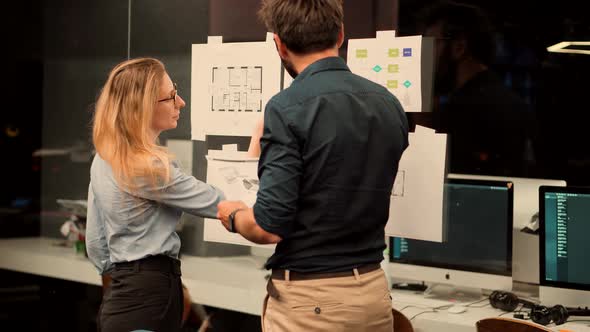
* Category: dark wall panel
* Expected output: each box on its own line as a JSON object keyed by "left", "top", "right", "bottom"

{"left": 209, "top": 0, "right": 398, "bottom": 42}
{"left": 41, "top": 0, "right": 128, "bottom": 236}
{"left": 130, "top": 0, "right": 210, "bottom": 141}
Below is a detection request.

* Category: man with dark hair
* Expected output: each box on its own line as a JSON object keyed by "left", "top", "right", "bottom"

{"left": 216, "top": 0, "right": 408, "bottom": 330}
{"left": 421, "top": 1, "right": 533, "bottom": 176}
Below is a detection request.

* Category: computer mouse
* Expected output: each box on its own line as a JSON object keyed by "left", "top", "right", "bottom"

{"left": 447, "top": 305, "right": 468, "bottom": 314}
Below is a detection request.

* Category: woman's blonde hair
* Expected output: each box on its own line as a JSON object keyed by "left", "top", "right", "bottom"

{"left": 92, "top": 57, "right": 172, "bottom": 190}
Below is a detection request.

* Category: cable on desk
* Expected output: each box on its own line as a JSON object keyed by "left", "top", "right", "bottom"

{"left": 409, "top": 309, "right": 438, "bottom": 321}
{"left": 434, "top": 304, "right": 454, "bottom": 310}
{"left": 469, "top": 302, "right": 492, "bottom": 308}
{"left": 465, "top": 298, "right": 490, "bottom": 307}
{"left": 398, "top": 305, "right": 416, "bottom": 312}
{"left": 399, "top": 298, "right": 494, "bottom": 321}
{"left": 401, "top": 298, "right": 498, "bottom": 321}
{"left": 563, "top": 319, "right": 590, "bottom": 323}
{"left": 399, "top": 305, "right": 435, "bottom": 312}
{"left": 400, "top": 303, "right": 459, "bottom": 321}
{"left": 497, "top": 303, "right": 530, "bottom": 318}
{"left": 517, "top": 295, "right": 540, "bottom": 305}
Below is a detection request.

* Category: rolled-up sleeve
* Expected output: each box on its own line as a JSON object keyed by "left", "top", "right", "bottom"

{"left": 253, "top": 102, "right": 302, "bottom": 238}
{"left": 85, "top": 184, "right": 113, "bottom": 275}
{"left": 134, "top": 164, "right": 226, "bottom": 219}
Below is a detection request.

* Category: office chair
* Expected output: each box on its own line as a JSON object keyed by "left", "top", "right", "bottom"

{"left": 476, "top": 317, "right": 552, "bottom": 332}
{"left": 392, "top": 308, "right": 414, "bottom": 332}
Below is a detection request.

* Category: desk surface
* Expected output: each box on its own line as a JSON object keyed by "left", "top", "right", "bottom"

{"left": 0, "top": 237, "right": 269, "bottom": 316}
{"left": 391, "top": 290, "right": 590, "bottom": 332}
{"left": 1, "top": 237, "right": 589, "bottom": 332}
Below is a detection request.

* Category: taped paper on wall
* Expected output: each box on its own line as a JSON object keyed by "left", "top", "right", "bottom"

{"left": 191, "top": 33, "right": 282, "bottom": 140}
{"left": 204, "top": 150, "right": 275, "bottom": 248}
{"left": 347, "top": 31, "right": 434, "bottom": 113}
{"left": 386, "top": 126, "right": 447, "bottom": 242}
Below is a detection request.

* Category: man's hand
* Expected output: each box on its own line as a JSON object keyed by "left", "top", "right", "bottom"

{"left": 217, "top": 200, "right": 248, "bottom": 231}
{"left": 217, "top": 200, "right": 282, "bottom": 244}
{"left": 247, "top": 118, "right": 264, "bottom": 157}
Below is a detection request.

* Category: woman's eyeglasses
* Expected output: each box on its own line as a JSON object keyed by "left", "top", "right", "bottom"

{"left": 157, "top": 82, "right": 178, "bottom": 106}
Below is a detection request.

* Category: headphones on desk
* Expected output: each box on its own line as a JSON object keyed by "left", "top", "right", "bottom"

{"left": 489, "top": 291, "right": 590, "bottom": 325}
{"left": 489, "top": 290, "right": 535, "bottom": 311}
{"left": 531, "top": 304, "right": 590, "bottom": 326}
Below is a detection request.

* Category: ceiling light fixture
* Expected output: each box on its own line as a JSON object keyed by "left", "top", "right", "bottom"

{"left": 547, "top": 41, "right": 590, "bottom": 55}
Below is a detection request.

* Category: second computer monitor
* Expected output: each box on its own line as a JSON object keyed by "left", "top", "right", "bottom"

{"left": 390, "top": 178, "right": 514, "bottom": 292}
{"left": 540, "top": 185, "right": 590, "bottom": 307}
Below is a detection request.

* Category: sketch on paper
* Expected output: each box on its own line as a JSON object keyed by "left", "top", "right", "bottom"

{"left": 204, "top": 153, "right": 274, "bottom": 248}
{"left": 211, "top": 66, "right": 263, "bottom": 113}
{"left": 213, "top": 164, "right": 258, "bottom": 206}
{"left": 217, "top": 165, "right": 259, "bottom": 204}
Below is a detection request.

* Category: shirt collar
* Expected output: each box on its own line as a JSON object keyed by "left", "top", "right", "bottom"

{"left": 291, "top": 56, "right": 350, "bottom": 85}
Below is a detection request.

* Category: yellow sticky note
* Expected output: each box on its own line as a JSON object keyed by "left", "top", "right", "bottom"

{"left": 356, "top": 49, "right": 368, "bottom": 58}
{"left": 387, "top": 80, "right": 398, "bottom": 89}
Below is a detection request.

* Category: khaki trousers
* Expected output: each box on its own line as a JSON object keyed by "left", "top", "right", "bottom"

{"left": 261, "top": 268, "right": 393, "bottom": 332}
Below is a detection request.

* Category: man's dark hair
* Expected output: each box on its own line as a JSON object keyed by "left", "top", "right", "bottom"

{"left": 420, "top": 1, "right": 496, "bottom": 65}
{"left": 258, "top": 0, "right": 343, "bottom": 55}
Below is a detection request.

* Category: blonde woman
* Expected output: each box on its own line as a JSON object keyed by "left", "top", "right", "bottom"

{"left": 86, "top": 58, "right": 224, "bottom": 332}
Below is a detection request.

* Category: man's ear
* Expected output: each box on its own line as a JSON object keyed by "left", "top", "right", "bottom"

{"left": 273, "top": 34, "right": 289, "bottom": 59}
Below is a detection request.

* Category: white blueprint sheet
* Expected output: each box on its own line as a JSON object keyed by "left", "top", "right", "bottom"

{"left": 191, "top": 33, "right": 281, "bottom": 140}
{"left": 204, "top": 149, "right": 275, "bottom": 248}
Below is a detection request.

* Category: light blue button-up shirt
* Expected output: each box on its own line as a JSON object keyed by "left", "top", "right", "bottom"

{"left": 86, "top": 154, "right": 224, "bottom": 275}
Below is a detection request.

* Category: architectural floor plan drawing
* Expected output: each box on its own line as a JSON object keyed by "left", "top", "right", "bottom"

{"left": 191, "top": 33, "right": 281, "bottom": 140}
{"left": 211, "top": 66, "right": 263, "bottom": 112}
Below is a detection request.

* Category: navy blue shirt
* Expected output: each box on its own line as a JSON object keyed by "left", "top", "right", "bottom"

{"left": 253, "top": 57, "right": 409, "bottom": 273}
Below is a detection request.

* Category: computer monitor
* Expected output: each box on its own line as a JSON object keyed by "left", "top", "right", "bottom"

{"left": 448, "top": 174, "right": 567, "bottom": 228}
{"left": 389, "top": 178, "right": 514, "bottom": 296}
{"left": 539, "top": 186, "right": 590, "bottom": 307}
{"left": 448, "top": 174, "right": 567, "bottom": 284}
